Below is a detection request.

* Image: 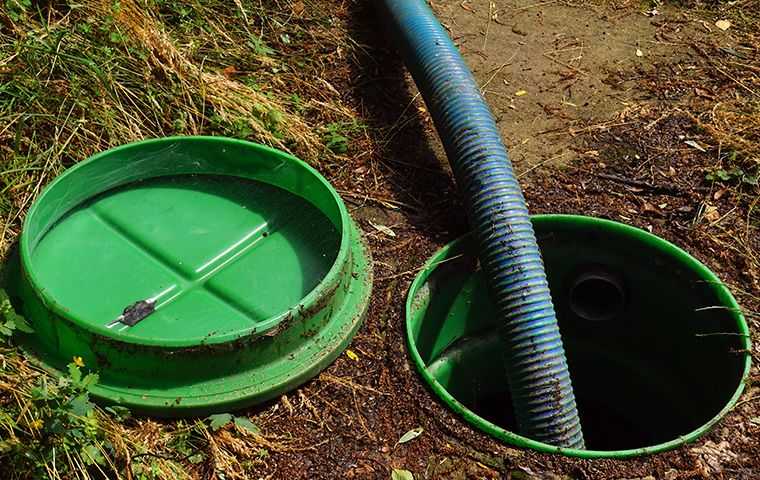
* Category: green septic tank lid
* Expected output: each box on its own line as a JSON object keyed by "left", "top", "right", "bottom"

{"left": 407, "top": 215, "right": 751, "bottom": 459}
{"left": 8, "top": 136, "right": 372, "bottom": 416}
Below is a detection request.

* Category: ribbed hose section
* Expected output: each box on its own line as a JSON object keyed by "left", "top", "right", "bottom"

{"left": 380, "top": 0, "right": 584, "bottom": 448}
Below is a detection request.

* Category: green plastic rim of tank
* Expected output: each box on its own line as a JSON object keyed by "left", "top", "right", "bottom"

{"left": 406, "top": 214, "right": 751, "bottom": 459}
{"left": 7, "top": 136, "right": 372, "bottom": 417}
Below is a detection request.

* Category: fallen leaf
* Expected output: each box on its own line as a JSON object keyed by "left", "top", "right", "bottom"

{"left": 222, "top": 65, "right": 238, "bottom": 77}
{"left": 715, "top": 19, "right": 731, "bottom": 31}
{"left": 292, "top": 1, "right": 304, "bottom": 15}
{"left": 695, "top": 87, "right": 712, "bottom": 98}
{"left": 713, "top": 188, "right": 728, "bottom": 200}
{"left": 379, "top": 200, "right": 399, "bottom": 210}
{"left": 397, "top": 427, "right": 423, "bottom": 444}
{"left": 704, "top": 204, "right": 720, "bottom": 222}
{"left": 391, "top": 469, "right": 414, "bottom": 480}
{"left": 668, "top": 166, "right": 677, "bottom": 176}
{"left": 684, "top": 140, "right": 707, "bottom": 152}
{"left": 346, "top": 349, "right": 359, "bottom": 361}
{"left": 691, "top": 440, "right": 737, "bottom": 474}
{"left": 641, "top": 200, "right": 663, "bottom": 216}
{"left": 636, "top": 48, "right": 644, "bottom": 57}
{"left": 207, "top": 413, "right": 233, "bottom": 431}
{"left": 369, "top": 220, "right": 396, "bottom": 237}
{"left": 719, "top": 46, "right": 747, "bottom": 59}
{"left": 233, "top": 416, "right": 260, "bottom": 434}
{"left": 515, "top": 90, "right": 527, "bottom": 96}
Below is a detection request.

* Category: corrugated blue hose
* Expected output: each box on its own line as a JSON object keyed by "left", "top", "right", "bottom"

{"left": 380, "top": 0, "right": 585, "bottom": 448}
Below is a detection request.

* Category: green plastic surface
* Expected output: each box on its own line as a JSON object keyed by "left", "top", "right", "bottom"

{"left": 9, "top": 136, "right": 373, "bottom": 416}
{"left": 407, "top": 215, "right": 751, "bottom": 458}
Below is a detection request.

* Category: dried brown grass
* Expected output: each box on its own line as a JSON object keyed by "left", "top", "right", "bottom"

{"left": 86, "top": 0, "right": 321, "bottom": 158}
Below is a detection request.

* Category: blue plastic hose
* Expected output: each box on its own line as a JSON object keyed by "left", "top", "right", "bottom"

{"left": 380, "top": 0, "right": 585, "bottom": 448}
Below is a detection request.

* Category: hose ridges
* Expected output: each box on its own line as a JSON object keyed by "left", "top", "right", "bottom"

{"left": 381, "top": 0, "right": 585, "bottom": 448}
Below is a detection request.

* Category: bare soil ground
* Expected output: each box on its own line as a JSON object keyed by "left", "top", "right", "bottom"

{"left": 1, "top": 0, "right": 758, "bottom": 479}
{"left": 257, "top": 2, "right": 759, "bottom": 479}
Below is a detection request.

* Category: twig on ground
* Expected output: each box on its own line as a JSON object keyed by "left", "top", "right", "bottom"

{"left": 594, "top": 172, "right": 687, "bottom": 196}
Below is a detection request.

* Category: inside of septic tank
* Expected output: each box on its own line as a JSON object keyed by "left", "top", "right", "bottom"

{"left": 408, "top": 218, "right": 748, "bottom": 452}
{"left": 28, "top": 174, "right": 341, "bottom": 342}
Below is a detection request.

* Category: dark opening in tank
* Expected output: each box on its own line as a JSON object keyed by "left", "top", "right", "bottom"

{"left": 409, "top": 216, "right": 748, "bottom": 454}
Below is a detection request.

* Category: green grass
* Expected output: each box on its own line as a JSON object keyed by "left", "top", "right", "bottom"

{"left": 0, "top": 1, "right": 362, "bottom": 478}
{"left": 0, "top": 0, "right": 360, "bottom": 256}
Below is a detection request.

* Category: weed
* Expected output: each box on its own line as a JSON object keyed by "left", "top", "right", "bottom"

{"left": 207, "top": 413, "right": 260, "bottom": 434}
{"left": 290, "top": 94, "right": 305, "bottom": 112}
{"left": 0, "top": 356, "right": 110, "bottom": 478}
{"left": 0, "top": 290, "right": 33, "bottom": 340}
{"left": 706, "top": 166, "right": 759, "bottom": 186}
{"left": 167, "top": 421, "right": 207, "bottom": 465}
{"left": 323, "top": 121, "right": 366, "bottom": 154}
{"left": 4, "top": 0, "right": 30, "bottom": 22}
{"left": 248, "top": 34, "right": 275, "bottom": 57}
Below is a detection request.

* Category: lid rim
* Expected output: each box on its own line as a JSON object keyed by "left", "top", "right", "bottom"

{"left": 19, "top": 136, "right": 353, "bottom": 348}
{"left": 405, "top": 214, "right": 751, "bottom": 459}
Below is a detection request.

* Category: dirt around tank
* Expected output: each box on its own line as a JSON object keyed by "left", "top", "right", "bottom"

{"left": 2, "top": 0, "right": 757, "bottom": 478}
{"left": 255, "top": 1, "right": 759, "bottom": 479}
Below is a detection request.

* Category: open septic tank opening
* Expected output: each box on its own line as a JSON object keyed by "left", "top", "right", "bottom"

{"left": 8, "top": 136, "right": 372, "bottom": 416}
{"left": 407, "top": 215, "right": 750, "bottom": 458}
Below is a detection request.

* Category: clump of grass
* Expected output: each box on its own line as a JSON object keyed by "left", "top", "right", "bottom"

{"left": 684, "top": 6, "right": 760, "bottom": 170}
{"left": 0, "top": 288, "right": 290, "bottom": 479}
{"left": 89, "top": 0, "right": 319, "bottom": 150}
{"left": 0, "top": 1, "right": 364, "bottom": 478}
{"left": 0, "top": 0, "right": 359, "bottom": 256}
{"left": 695, "top": 101, "right": 760, "bottom": 168}
{"left": 323, "top": 120, "right": 366, "bottom": 154}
